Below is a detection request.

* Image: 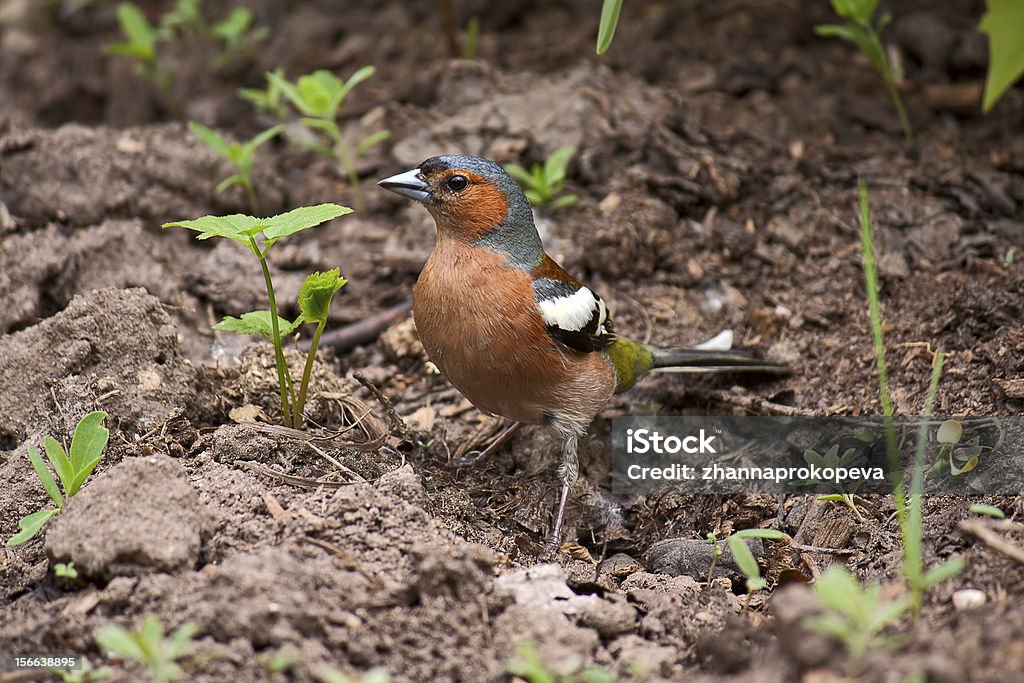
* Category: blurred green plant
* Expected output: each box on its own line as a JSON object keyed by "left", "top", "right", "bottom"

{"left": 6, "top": 411, "right": 109, "bottom": 547}
{"left": 239, "top": 67, "right": 289, "bottom": 121}
{"left": 95, "top": 614, "right": 198, "bottom": 683}
{"left": 462, "top": 16, "right": 480, "bottom": 60}
{"left": 52, "top": 657, "right": 112, "bottom": 683}
{"left": 266, "top": 67, "right": 389, "bottom": 209}
{"left": 54, "top": 561, "right": 78, "bottom": 579}
{"left": 103, "top": 0, "right": 269, "bottom": 90}
{"left": 800, "top": 443, "right": 866, "bottom": 522}
{"left": 804, "top": 565, "right": 907, "bottom": 677}
{"left": 815, "top": 0, "right": 912, "bottom": 142}
{"left": 187, "top": 122, "right": 283, "bottom": 213}
{"left": 163, "top": 206, "right": 350, "bottom": 428}
{"left": 858, "top": 181, "right": 963, "bottom": 621}
{"left": 505, "top": 146, "right": 578, "bottom": 210}
{"left": 930, "top": 418, "right": 983, "bottom": 476}
{"left": 968, "top": 503, "right": 1005, "bottom": 519}
{"left": 979, "top": 0, "right": 1024, "bottom": 112}
{"left": 596, "top": 0, "right": 623, "bottom": 55}
{"left": 507, "top": 642, "right": 615, "bottom": 683}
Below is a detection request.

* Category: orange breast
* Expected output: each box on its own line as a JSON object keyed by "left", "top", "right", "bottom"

{"left": 412, "top": 238, "right": 615, "bottom": 427}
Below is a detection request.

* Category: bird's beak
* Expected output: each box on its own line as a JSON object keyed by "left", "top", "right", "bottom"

{"left": 378, "top": 168, "right": 431, "bottom": 202}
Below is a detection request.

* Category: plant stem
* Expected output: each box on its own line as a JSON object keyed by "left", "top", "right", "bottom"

{"left": 252, "top": 239, "right": 292, "bottom": 426}
{"left": 884, "top": 77, "right": 913, "bottom": 144}
{"left": 294, "top": 319, "right": 326, "bottom": 429}
{"left": 242, "top": 176, "right": 259, "bottom": 215}
{"left": 333, "top": 136, "right": 363, "bottom": 213}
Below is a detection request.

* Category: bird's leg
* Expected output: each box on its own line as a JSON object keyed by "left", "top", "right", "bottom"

{"left": 546, "top": 431, "right": 579, "bottom": 554}
{"left": 451, "top": 421, "right": 523, "bottom": 468}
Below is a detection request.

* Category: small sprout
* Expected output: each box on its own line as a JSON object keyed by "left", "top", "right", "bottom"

{"left": 103, "top": 4, "right": 168, "bottom": 90}
{"left": 54, "top": 562, "right": 78, "bottom": 579}
{"left": 936, "top": 419, "right": 963, "bottom": 445}
{"left": 462, "top": 16, "right": 480, "bottom": 60}
{"left": 95, "top": 614, "right": 198, "bottom": 683}
{"left": 210, "top": 7, "right": 269, "bottom": 69}
{"left": 969, "top": 503, "right": 1005, "bottom": 519}
{"left": 799, "top": 444, "right": 865, "bottom": 522}
{"left": 295, "top": 268, "right": 347, "bottom": 424}
{"left": 266, "top": 67, "right": 389, "bottom": 209}
{"left": 815, "top": 0, "right": 912, "bottom": 142}
{"left": 188, "top": 122, "right": 282, "bottom": 213}
{"left": 163, "top": 205, "right": 351, "bottom": 428}
{"left": 505, "top": 146, "right": 578, "bottom": 210}
{"left": 804, "top": 565, "right": 907, "bottom": 677}
{"left": 239, "top": 67, "right": 289, "bottom": 121}
{"left": 596, "top": 0, "right": 623, "bottom": 55}
{"left": 507, "top": 641, "right": 614, "bottom": 683}
{"left": 318, "top": 667, "right": 390, "bottom": 683}
{"left": 6, "top": 411, "right": 110, "bottom": 547}
{"left": 729, "top": 528, "right": 785, "bottom": 612}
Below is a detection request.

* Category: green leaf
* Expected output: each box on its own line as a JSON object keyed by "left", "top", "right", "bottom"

{"left": 596, "top": 0, "right": 623, "bottom": 54}
{"left": 244, "top": 124, "right": 284, "bottom": 157}
{"left": 921, "top": 557, "right": 965, "bottom": 587}
{"left": 187, "top": 122, "right": 231, "bottom": 159}
{"left": 114, "top": 3, "right": 156, "bottom": 54}
{"left": 298, "top": 269, "right": 347, "bottom": 324}
{"left": 339, "top": 65, "right": 376, "bottom": 102}
{"left": 166, "top": 621, "right": 199, "bottom": 658}
{"left": 733, "top": 528, "right": 785, "bottom": 540}
{"left": 298, "top": 70, "right": 344, "bottom": 118}
{"left": 969, "top": 503, "right": 1005, "bottom": 518}
{"left": 69, "top": 456, "right": 105, "bottom": 498}
{"left": 936, "top": 419, "right": 963, "bottom": 445}
{"left": 549, "top": 194, "right": 578, "bottom": 209}
{"left": 95, "top": 624, "right": 146, "bottom": 662}
{"left": 814, "top": 566, "right": 862, "bottom": 612}
{"left": 6, "top": 508, "right": 60, "bottom": 546}
{"left": 728, "top": 536, "right": 761, "bottom": 580}
{"left": 974, "top": 0, "right": 1024, "bottom": 111}
{"left": 162, "top": 213, "right": 267, "bottom": 250}
{"left": 42, "top": 437, "right": 73, "bottom": 494}
{"left": 215, "top": 175, "right": 245, "bottom": 194}
{"left": 69, "top": 411, "right": 109, "bottom": 476}
{"left": 814, "top": 23, "right": 858, "bottom": 41}
{"left": 355, "top": 129, "right": 390, "bottom": 156}
{"left": 29, "top": 444, "right": 63, "bottom": 508}
{"left": 544, "top": 146, "right": 575, "bottom": 186}
{"left": 504, "top": 164, "right": 535, "bottom": 187}
{"left": 266, "top": 70, "right": 317, "bottom": 118}
{"left": 214, "top": 311, "right": 303, "bottom": 342}
{"left": 804, "top": 449, "right": 829, "bottom": 470}
{"left": 212, "top": 7, "right": 252, "bottom": 42}
{"left": 524, "top": 189, "right": 544, "bottom": 206}
{"left": 261, "top": 204, "right": 352, "bottom": 241}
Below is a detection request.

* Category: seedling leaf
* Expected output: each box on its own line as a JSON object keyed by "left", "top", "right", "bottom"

{"left": 7, "top": 508, "right": 60, "bottom": 547}
{"left": 728, "top": 536, "right": 761, "bottom": 580}
{"left": 596, "top": 0, "right": 623, "bottom": 54}
{"left": 215, "top": 175, "right": 245, "bottom": 194}
{"left": 298, "top": 269, "right": 347, "bottom": 324}
{"left": 921, "top": 557, "right": 965, "bottom": 587}
{"left": 95, "top": 625, "right": 146, "bottom": 662}
{"left": 42, "top": 437, "right": 73, "bottom": 493}
{"left": 261, "top": 204, "right": 352, "bottom": 241}
{"left": 69, "top": 411, "right": 109, "bottom": 475}
{"left": 979, "top": 0, "right": 1024, "bottom": 111}
{"left": 544, "top": 146, "right": 574, "bottom": 186}
{"left": 187, "top": 122, "right": 231, "bottom": 159}
{"left": 356, "top": 129, "right": 390, "bottom": 156}
{"left": 29, "top": 444, "right": 63, "bottom": 508}
{"left": 733, "top": 528, "right": 785, "bottom": 540}
{"left": 936, "top": 419, "right": 962, "bottom": 445}
{"left": 162, "top": 214, "right": 268, "bottom": 249}
{"left": 969, "top": 503, "right": 1005, "bottom": 518}
{"left": 214, "top": 311, "right": 303, "bottom": 341}
{"left": 107, "top": 4, "right": 156, "bottom": 57}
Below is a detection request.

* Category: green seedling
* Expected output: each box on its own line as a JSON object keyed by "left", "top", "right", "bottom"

{"left": 54, "top": 561, "right": 78, "bottom": 579}
{"left": 163, "top": 205, "right": 351, "bottom": 428}
{"left": 188, "top": 122, "right": 283, "bottom": 213}
{"left": 103, "top": 3, "right": 168, "bottom": 90}
{"left": 596, "top": 0, "right": 623, "bottom": 55}
{"left": 462, "top": 16, "right": 480, "bottom": 60}
{"left": 266, "top": 67, "right": 389, "bottom": 209}
{"left": 6, "top": 411, "right": 109, "bottom": 547}
{"left": 858, "top": 181, "right": 963, "bottom": 621}
{"left": 505, "top": 146, "right": 578, "bottom": 210}
{"left": 507, "top": 642, "right": 615, "bottom": 683}
{"left": 930, "top": 418, "right": 983, "bottom": 476}
{"left": 52, "top": 657, "right": 113, "bottom": 683}
{"left": 969, "top": 503, "right": 1005, "bottom": 519}
{"left": 804, "top": 565, "right": 907, "bottom": 677}
{"left": 728, "top": 529, "right": 785, "bottom": 611}
{"left": 95, "top": 614, "right": 198, "bottom": 683}
{"left": 816, "top": 0, "right": 912, "bottom": 142}
{"left": 801, "top": 444, "right": 866, "bottom": 522}
{"left": 239, "top": 68, "right": 289, "bottom": 121}
{"left": 979, "top": 0, "right": 1024, "bottom": 112}
{"left": 210, "top": 7, "right": 269, "bottom": 68}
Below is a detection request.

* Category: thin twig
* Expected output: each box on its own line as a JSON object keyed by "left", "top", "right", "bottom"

{"left": 959, "top": 519, "right": 1024, "bottom": 567}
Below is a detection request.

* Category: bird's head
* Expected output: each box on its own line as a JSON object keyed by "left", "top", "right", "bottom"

{"left": 378, "top": 155, "right": 537, "bottom": 249}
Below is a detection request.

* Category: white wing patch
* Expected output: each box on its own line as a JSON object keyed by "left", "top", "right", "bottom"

{"left": 538, "top": 286, "right": 600, "bottom": 332}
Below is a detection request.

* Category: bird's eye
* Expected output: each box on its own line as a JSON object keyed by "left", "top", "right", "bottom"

{"left": 447, "top": 175, "right": 469, "bottom": 192}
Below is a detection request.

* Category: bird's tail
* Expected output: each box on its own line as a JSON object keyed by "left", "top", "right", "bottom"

{"left": 607, "top": 336, "right": 789, "bottom": 393}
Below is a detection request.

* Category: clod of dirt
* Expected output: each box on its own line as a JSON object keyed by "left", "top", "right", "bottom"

{"left": 770, "top": 583, "right": 836, "bottom": 671}
{"left": 644, "top": 537, "right": 764, "bottom": 581}
{"left": 45, "top": 455, "right": 205, "bottom": 580}
{"left": 575, "top": 594, "right": 639, "bottom": 638}
{"left": 0, "top": 287, "right": 196, "bottom": 439}
{"left": 410, "top": 542, "right": 497, "bottom": 603}
{"left": 0, "top": 123, "right": 283, "bottom": 228}
{"left": 493, "top": 604, "right": 601, "bottom": 677}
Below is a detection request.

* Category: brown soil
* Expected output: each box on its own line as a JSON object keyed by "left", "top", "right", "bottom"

{"left": 1, "top": 1, "right": 1023, "bottom": 682}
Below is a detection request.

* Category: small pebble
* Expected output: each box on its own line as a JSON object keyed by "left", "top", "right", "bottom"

{"left": 952, "top": 588, "right": 986, "bottom": 611}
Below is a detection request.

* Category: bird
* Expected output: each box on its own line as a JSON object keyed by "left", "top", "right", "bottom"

{"left": 379, "top": 154, "right": 787, "bottom": 552}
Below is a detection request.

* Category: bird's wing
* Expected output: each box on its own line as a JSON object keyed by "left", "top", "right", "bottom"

{"left": 532, "top": 271, "right": 615, "bottom": 353}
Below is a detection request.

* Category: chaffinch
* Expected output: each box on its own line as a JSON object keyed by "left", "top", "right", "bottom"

{"left": 379, "top": 155, "right": 787, "bottom": 551}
